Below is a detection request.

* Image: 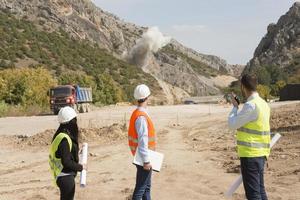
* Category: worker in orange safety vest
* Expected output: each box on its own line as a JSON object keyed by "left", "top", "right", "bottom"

{"left": 128, "top": 84, "right": 156, "bottom": 200}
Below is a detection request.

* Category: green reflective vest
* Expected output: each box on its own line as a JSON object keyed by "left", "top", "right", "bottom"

{"left": 237, "top": 96, "right": 271, "bottom": 157}
{"left": 49, "top": 133, "right": 72, "bottom": 185}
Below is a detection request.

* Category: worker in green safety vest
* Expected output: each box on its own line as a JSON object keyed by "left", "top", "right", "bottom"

{"left": 228, "top": 74, "right": 270, "bottom": 200}
{"left": 49, "top": 106, "right": 86, "bottom": 200}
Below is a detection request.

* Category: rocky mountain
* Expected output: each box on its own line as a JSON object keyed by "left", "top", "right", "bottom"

{"left": 244, "top": 2, "right": 300, "bottom": 83}
{"left": 0, "top": 0, "right": 241, "bottom": 104}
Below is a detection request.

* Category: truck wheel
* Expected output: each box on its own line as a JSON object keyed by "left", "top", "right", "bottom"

{"left": 79, "top": 105, "right": 85, "bottom": 113}
{"left": 85, "top": 104, "right": 89, "bottom": 113}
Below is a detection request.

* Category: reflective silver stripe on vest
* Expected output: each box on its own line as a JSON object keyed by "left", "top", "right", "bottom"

{"left": 57, "top": 172, "right": 73, "bottom": 179}
{"left": 49, "top": 155, "right": 63, "bottom": 171}
{"left": 238, "top": 127, "right": 270, "bottom": 135}
{"left": 237, "top": 141, "right": 270, "bottom": 148}
{"left": 128, "top": 136, "right": 138, "bottom": 143}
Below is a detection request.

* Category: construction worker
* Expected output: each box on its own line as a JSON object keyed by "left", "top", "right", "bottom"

{"left": 228, "top": 74, "right": 270, "bottom": 200}
{"left": 49, "top": 106, "right": 86, "bottom": 200}
{"left": 128, "top": 84, "right": 156, "bottom": 200}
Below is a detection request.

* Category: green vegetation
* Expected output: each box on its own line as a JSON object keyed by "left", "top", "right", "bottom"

{"left": 0, "top": 11, "right": 161, "bottom": 116}
{"left": 225, "top": 57, "right": 299, "bottom": 101}
{"left": 254, "top": 65, "right": 287, "bottom": 97}
{"left": 242, "top": 61, "right": 299, "bottom": 98}
{"left": 257, "top": 84, "right": 271, "bottom": 101}
{"left": 0, "top": 67, "right": 56, "bottom": 116}
{"left": 58, "top": 71, "right": 124, "bottom": 105}
{"left": 256, "top": 65, "right": 287, "bottom": 85}
{"left": 0, "top": 67, "right": 56, "bottom": 106}
{"left": 161, "top": 45, "right": 221, "bottom": 77}
{"left": 285, "top": 54, "right": 300, "bottom": 83}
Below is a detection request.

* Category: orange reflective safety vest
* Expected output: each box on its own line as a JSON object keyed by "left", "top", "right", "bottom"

{"left": 128, "top": 109, "right": 156, "bottom": 155}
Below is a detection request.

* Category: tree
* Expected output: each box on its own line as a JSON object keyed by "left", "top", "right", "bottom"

{"left": 265, "top": 65, "right": 287, "bottom": 84}
{"left": 257, "top": 84, "right": 271, "bottom": 101}
{"left": 0, "top": 67, "right": 57, "bottom": 106}
{"left": 58, "top": 71, "right": 96, "bottom": 88}
{"left": 94, "top": 73, "right": 124, "bottom": 104}
{"left": 272, "top": 80, "right": 286, "bottom": 96}
{"left": 0, "top": 60, "right": 6, "bottom": 68}
{"left": 288, "top": 68, "right": 300, "bottom": 83}
{"left": 257, "top": 67, "right": 271, "bottom": 85}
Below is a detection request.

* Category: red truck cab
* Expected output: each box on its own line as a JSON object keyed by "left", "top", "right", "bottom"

{"left": 50, "top": 85, "right": 76, "bottom": 114}
{"left": 49, "top": 85, "right": 92, "bottom": 115}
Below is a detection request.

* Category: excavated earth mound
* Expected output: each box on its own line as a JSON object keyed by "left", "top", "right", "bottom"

{"left": 1, "top": 123, "right": 127, "bottom": 148}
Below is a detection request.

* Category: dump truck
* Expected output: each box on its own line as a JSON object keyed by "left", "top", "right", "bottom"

{"left": 49, "top": 85, "right": 92, "bottom": 115}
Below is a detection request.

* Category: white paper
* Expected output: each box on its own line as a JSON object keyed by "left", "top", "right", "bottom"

{"left": 225, "top": 175, "right": 243, "bottom": 198}
{"left": 80, "top": 143, "right": 88, "bottom": 188}
{"left": 270, "top": 133, "right": 281, "bottom": 147}
{"left": 133, "top": 149, "right": 164, "bottom": 172}
{"left": 225, "top": 133, "right": 281, "bottom": 198}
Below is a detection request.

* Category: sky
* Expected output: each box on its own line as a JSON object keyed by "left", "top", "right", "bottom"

{"left": 92, "top": 0, "right": 297, "bottom": 65}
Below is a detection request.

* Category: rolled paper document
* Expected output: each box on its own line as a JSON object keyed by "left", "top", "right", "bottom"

{"left": 225, "top": 133, "right": 281, "bottom": 198}
{"left": 80, "top": 143, "right": 88, "bottom": 188}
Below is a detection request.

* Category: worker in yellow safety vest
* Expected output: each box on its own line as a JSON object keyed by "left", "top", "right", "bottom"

{"left": 228, "top": 74, "right": 270, "bottom": 200}
{"left": 49, "top": 106, "right": 86, "bottom": 200}
{"left": 128, "top": 84, "right": 156, "bottom": 200}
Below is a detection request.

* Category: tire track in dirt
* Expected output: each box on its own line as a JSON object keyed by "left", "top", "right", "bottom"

{"left": 0, "top": 185, "right": 54, "bottom": 195}
{"left": 2, "top": 160, "right": 46, "bottom": 176}
{"left": 153, "top": 123, "right": 233, "bottom": 200}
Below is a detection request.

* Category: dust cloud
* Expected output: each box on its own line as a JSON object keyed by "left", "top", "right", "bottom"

{"left": 126, "top": 27, "right": 171, "bottom": 67}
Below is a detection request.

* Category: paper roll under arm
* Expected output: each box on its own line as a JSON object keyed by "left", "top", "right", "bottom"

{"left": 80, "top": 143, "right": 88, "bottom": 188}
{"left": 224, "top": 133, "right": 281, "bottom": 198}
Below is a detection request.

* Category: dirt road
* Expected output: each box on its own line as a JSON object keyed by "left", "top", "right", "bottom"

{"left": 0, "top": 101, "right": 299, "bottom": 200}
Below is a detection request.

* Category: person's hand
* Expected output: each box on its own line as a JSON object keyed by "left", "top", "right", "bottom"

{"left": 230, "top": 92, "right": 239, "bottom": 108}
{"left": 143, "top": 163, "right": 152, "bottom": 171}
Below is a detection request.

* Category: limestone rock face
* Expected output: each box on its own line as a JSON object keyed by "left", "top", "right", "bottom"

{"left": 244, "top": 2, "right": 300, "bottom": 73}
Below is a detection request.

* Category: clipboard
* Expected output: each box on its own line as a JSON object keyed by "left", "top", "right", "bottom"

{"left": 133, "top": 149, "right": 164, "bottom": 172}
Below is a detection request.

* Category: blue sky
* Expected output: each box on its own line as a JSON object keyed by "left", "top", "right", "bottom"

{"left": 92, "top": 0, "right": 297, "bottom": 64}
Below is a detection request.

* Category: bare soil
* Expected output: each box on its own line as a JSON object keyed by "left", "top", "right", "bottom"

{"left": 0, "top": 102, "right": 299, "bottom": 200}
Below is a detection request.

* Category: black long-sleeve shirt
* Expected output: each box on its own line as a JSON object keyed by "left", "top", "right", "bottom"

{"left": 55, "top": 138, "right": 83, "bottom": 174}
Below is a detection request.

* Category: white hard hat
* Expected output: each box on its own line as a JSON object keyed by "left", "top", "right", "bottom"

{"left": 134, "top": 84, "right": 151, "bottom": 100}
{"left": 58, "top": 106, "right": 77, "bottom": 124}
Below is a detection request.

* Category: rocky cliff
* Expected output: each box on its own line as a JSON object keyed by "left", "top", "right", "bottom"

{"left": 244, "top": 2, "right": 300, "bottom": 80}
{"left": 0, "top": 0, "right": 241, "bottom": 103}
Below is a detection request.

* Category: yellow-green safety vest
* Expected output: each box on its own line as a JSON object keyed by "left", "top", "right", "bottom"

{"left": 236, "top": 96, "right": 271, "bottom": 157}
{"left": 49, "top": 133, "right": 72, "bottom": 185}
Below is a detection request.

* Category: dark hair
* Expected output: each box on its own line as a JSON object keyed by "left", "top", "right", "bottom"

{"left": 52, "top": 117, "right": 79, "bottom": 144}
{"left": 241, "top": 74, "right": 257, "bottom": 91}
{"left": 138, "top": 97, "right": 148, "bottom": 104}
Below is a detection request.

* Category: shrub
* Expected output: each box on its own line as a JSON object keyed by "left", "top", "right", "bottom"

{"left": 270, "top": 80, "right": 286, "bottom": 96}
{"left": 287, "top": 67, "right": 300, "bottom": 83}
{"left": 0, "top": 101, "right": 8, "bottom": 117}
{"left": 257, "top": 84, "right": 271, "bottom": 101}
{"left": 0, "top": 67, "right": 57, "bottom": 107}
{"left": 58, "top": 71, "right": 97, "bottom": 88}
{"left": 256, "top": 67, "right": 271, "bottom": 85}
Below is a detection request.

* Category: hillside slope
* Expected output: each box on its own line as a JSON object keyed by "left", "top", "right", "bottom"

{"left": 244, "top": 2, "right": 300, "bottom": 84}
{"left": 0, "top": 0, "right": 241, "bottom": 104}
{"left": 0, "top": 11, "right": 165, "bottom": 105}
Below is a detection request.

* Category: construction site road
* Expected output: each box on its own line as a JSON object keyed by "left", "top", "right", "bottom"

{"left": 0, "top": 101, "right": 299, "bottom": 200}
{"left": 0, "top": 101, "right": 296, "bottom": 137}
